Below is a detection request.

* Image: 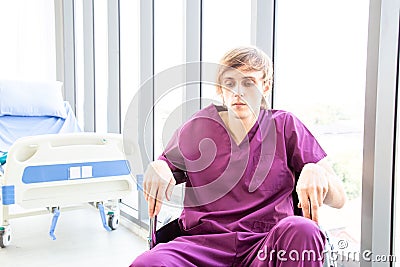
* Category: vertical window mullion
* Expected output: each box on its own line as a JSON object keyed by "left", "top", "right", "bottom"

{"left": 254, "top": 0, "right": 275, "bottom": 108}
{"left": 107, "top": 0, "right": 121, "bottom": 134}
{"left": 253, "top": 0, "right": 275, "bottom": 56}
{"left": 394, "top": 37, "right": 400, "bottom": 262}
{"left": 185, "top": 0, "right": 202, "bottom": 120}
{"left": 83, "top": 0, "right": 95, "bottom": 132}
{"left": 362, "top": 0, "right": 400, "bottom": 265}
{"left": 62, "top": 0, "right": 76, "bottom": 112}
{"left": 138, "top": 0, "right": 155, "bottom": 224}
{"left": 55, "top": 0, "right": 65, "bottom": 85}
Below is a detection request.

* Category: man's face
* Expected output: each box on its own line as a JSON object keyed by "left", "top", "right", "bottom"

{"left": 220, "top": 69, "right": 268, "bottom": 121}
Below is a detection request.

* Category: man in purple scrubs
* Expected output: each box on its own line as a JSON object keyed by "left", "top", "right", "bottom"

{"left": 131, "top": 46, "right": 346, "bottom": 266}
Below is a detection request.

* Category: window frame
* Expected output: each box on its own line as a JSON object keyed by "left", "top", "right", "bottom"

{"left": 55, "top": 2, "right": 400, "bottom": 263}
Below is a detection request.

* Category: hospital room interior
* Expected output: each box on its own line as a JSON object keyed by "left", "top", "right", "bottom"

{"left": 0, "top": 0, "right": 399, "bottom": 266}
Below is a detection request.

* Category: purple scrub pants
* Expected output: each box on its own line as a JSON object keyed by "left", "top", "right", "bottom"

{"left": 131, "top": 216, "right": 326, "bottom": 267}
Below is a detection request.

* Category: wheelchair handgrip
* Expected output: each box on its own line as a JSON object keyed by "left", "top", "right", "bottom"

{"left": 148, "top": 216, "right": 157, "bottom": 249}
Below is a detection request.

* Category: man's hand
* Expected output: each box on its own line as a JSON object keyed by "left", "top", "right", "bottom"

{"left": 296, "top": 163, "right": 329, "bottom": 223}
{"left": 143, "top": 160, "right": 176, "bottom": 218}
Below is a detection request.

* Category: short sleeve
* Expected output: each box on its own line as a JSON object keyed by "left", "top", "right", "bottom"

{"left": 158, "top": 128, "right": 188, "bottom": 184}
{"left": 284, "top": 113, "right": 327, "bottom": 173}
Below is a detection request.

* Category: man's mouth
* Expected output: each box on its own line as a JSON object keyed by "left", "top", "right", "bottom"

{"left": 232, "top": 102, "right": 246, "bottom": 106}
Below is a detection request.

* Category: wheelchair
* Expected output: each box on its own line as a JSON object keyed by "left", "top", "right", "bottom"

{"left": 147, "top": 172, "right": 337, "bottom": 267}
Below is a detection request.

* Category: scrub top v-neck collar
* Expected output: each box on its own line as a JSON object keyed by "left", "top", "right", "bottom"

{"left": 210, "top": 104, "right": 261, "bottom": 149}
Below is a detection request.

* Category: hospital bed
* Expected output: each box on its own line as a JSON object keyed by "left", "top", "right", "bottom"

{"left": 0, "top": 80, "right": 136, "bottom": 248}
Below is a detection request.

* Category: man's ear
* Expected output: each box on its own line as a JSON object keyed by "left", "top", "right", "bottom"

{"left": 263, "top": 79, "right": 272, "bottom": 94}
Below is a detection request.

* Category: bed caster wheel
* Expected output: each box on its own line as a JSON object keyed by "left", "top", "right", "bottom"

{"left": 107, "top": 213, "right": 119, "bottom": 230}
{"left": 0, "top": 226, "right": 12, "bottom": 248}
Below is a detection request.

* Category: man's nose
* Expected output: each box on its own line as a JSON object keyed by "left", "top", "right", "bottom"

{"left": 232, "top": 86, "right": 244, "bottom": 97}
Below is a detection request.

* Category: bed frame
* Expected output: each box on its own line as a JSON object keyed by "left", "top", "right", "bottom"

{"left": 0, "top": 133, "right": 135, "bottom": 247}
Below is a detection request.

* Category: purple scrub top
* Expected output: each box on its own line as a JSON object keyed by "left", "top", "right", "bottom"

{"left": 159, "top": 104, "right": 326, "bottom": 236}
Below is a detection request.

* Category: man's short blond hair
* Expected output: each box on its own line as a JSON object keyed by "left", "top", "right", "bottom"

{"left": 216, "top": 46, "right": 273, "bottom": 96}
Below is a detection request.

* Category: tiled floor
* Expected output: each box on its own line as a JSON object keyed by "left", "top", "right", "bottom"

{"left": 0, "top": 206, "right": 148, "bottom": 267}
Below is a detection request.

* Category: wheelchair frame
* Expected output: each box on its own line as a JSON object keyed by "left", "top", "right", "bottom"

{"left": 147, "top": 172, "right": 337, "bottom": 267}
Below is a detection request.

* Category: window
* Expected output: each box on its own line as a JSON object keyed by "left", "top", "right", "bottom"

{"left": 120, "top": 0, "right": 140, "bottom": 132}
{"left": 201, "top": 0, "right": 252, "bottom": 107}
{"left": 119, "top": 0, "right": 140, "bottom": 219}
{"left": 153, "top": 0, "right": 186, "bottom": 225}
{"left": 0, "top": 0, "right": 56, "bottom": 80}
{"left": 273, "top": 0, "right": 369, "bottom": 262}
{"left": 54, "top": 4, "right": 400, "bottom": 258}
{"left": 153, "top": 0, "right": 186, "bottom": 158}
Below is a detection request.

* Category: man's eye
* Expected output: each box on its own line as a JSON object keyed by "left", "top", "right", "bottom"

{"left": 243, "top": 79, "right": 255, "bottom": 87}
{"left": 223, "top": 80, "right": 235, "bottom": 88}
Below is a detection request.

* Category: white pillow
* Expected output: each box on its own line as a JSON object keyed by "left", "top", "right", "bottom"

{"left": 0, "top": 80, "right": 67, "bottom": 119}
